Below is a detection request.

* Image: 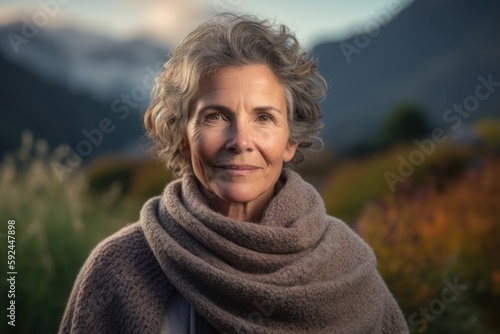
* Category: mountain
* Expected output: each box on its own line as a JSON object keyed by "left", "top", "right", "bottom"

{"left": 0, "top": 23, "right": 169, "bottom": 100}
{"left": 1, "top": 0, "right": 500, "bottom": 161}
{"left": 0, "top": 53, "right": 144, "bottom": 162}
{"left": 0, "top": 23, "right": 168, "bottom": 162}
{"left": 313, "top": 0, "right": 500, "bottom": 153}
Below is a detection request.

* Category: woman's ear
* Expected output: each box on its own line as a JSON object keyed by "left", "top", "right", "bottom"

{"left": 179, "top": 139, "right": 191, "bottom": 159}
{"left": 283, "top": 140, "right": 298, "bottom": 163}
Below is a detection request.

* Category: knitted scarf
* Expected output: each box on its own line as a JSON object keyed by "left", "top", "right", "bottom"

{"left": 141, "top": 169, "right": 408, "bottom": 333}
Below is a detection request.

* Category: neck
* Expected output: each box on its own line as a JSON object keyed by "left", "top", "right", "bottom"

{"left": 200, "top": 184, "right": 277, "bottom": 223}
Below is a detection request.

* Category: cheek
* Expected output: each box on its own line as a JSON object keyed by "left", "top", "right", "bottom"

{"left": 189, "top": 128, "right": 221, "bottom": 164}
{"left": 259, "top": 130, "right": 292, "bottom": 163}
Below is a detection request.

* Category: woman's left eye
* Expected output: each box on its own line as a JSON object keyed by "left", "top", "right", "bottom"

{"left": 257, "top": 114, "right": 274, "bottom": 122}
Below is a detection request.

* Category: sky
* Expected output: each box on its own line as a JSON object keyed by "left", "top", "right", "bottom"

{"left": 0, "top": 0, "right": 414, "bottom": 49}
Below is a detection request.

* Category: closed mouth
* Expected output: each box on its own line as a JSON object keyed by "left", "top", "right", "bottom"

{"left": 214, "top": 165, "right": 260, "bottom": 170}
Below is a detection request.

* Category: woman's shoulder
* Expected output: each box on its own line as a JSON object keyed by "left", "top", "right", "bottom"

{"left": 78, "top": 222, "right": 157, "bottom": 279}
{"left": 60, "top": 222, "right": 172, "bottom": 333}
{"left": 90, "top": 222, "right": 145, "bottom": 256}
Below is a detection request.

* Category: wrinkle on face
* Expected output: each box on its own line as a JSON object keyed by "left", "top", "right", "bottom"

{"left": 183, "top": 64, "right": 297, "bottom": 222}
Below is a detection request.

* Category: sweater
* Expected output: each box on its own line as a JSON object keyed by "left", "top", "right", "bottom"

{"left": 59, "top": 169, "right": 409, "bottom": 333}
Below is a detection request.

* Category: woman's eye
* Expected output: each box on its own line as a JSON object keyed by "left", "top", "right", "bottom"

{"left": 205, "top": 113, "right": 223, "bottom": 121}
{"left": 257, "top": 114, "right": 274, "bottom": 122}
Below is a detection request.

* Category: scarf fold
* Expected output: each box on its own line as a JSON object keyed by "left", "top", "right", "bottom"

{"left": 141, "top": 169, "right": 408, "bottom": 333}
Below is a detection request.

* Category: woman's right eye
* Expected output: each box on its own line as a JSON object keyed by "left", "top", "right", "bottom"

{"left": 205, "top": 113, "right": 223, "bottom": 121}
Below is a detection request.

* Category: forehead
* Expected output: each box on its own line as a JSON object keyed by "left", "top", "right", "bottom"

{"left": 196, "top": 64, "right": 286, "bottom": 104}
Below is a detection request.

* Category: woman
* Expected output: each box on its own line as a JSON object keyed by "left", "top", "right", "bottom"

{"left": 59, "top": 15, "right": 408, "bottom": 334}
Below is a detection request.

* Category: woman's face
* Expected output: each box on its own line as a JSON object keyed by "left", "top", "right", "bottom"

{"left": 183, "top": 64, "right": 297, "bottom": 210}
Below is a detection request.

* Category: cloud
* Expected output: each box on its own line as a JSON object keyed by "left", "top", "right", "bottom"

{"left": 0, "top": 0, "right": 214, "bottom": 44}
{"left": 127, "top": 0, "right": 212, "bottom": 44}
{"left": 0, "top": 6, "right": 24, "bottom": 26}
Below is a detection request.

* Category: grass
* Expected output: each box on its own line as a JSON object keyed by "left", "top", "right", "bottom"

{"left": 0, "top": 131, "right": 145, "bottom": 334}
{"left": 1, "top": 122, "right": 499, "bottom": 333}
{"left": 354, "top": 155, "right": 500, "bottom": 333}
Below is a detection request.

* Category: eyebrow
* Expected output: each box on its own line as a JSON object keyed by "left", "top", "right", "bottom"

{"left": 198, "top": 104, "right": 283, "bottom": 115}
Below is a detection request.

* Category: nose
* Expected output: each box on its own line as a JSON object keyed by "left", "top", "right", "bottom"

{"left": 225, "top": 120, "right": 253, "bottom": 153}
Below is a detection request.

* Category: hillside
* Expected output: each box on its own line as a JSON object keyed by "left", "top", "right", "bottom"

{"left": 0, "top": 54, "right": 144, "bottom": 161}
{"left": 1, "top": 0, "right": 500, "bottom": 159}
{"left": 313, "top": 0, "right": 500, "bottom": 153}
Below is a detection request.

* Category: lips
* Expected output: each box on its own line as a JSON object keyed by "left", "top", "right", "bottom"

{"left": 215, "top": 165, "right": 260, "bottom": 170}
{"left": 213, "top": 164, "right": 261, "bottom": 175}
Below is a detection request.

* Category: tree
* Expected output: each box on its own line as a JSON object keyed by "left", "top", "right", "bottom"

{"left": 378, "top": 103, "right": 431, "bottom": 149}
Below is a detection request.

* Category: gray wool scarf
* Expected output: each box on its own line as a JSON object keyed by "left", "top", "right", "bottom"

{"left": 141, "top": 169, "right": 408, "bottom": 333}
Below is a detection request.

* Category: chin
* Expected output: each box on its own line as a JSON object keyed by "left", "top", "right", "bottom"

{"left": 210, "top": 181, "right": 270, "bottom": 204}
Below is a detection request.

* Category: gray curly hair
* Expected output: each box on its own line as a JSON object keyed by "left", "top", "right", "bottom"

{"left": 144, "top": 14, "right": 327, "bottom": 176}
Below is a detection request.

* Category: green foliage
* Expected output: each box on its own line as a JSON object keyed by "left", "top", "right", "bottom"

{"left": 353, "top": 156, "right": 500, "bottom": 333}
{"left": 321, "top": 150, "right": 397, "bottom": 222}
{"left": 1, "top": 119, "right": 499, "bottom": 334}
{"left": 472, "top": 118, "right": 500, "bottom": 150}
{"left": 85, "top": 155, "right": 172, "bottom": 200}
{"left": 321, "top": 117, "right": 500, "bottom": 222}
{"left": 341, "top": 103, "right": 432, "bottom": 158}
{"left": 321, "top": 144, "right": 464, "bottom": 221}
{"left": 322, "top": 118, "right": 500, "bottom": 332}
{"left": 0, "top": 131, "right": 168, "bottom": 334}
{"left": 378, "top": 103, "right": 432, "bottom": 149}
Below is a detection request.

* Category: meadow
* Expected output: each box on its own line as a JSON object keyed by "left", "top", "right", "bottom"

{"left": 1, "top": 119, "right": 499, "bottom": 333}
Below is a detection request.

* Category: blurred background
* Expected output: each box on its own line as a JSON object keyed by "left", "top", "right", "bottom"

{"left": 1, "top": 0, "right": 499, "bottom": 333}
